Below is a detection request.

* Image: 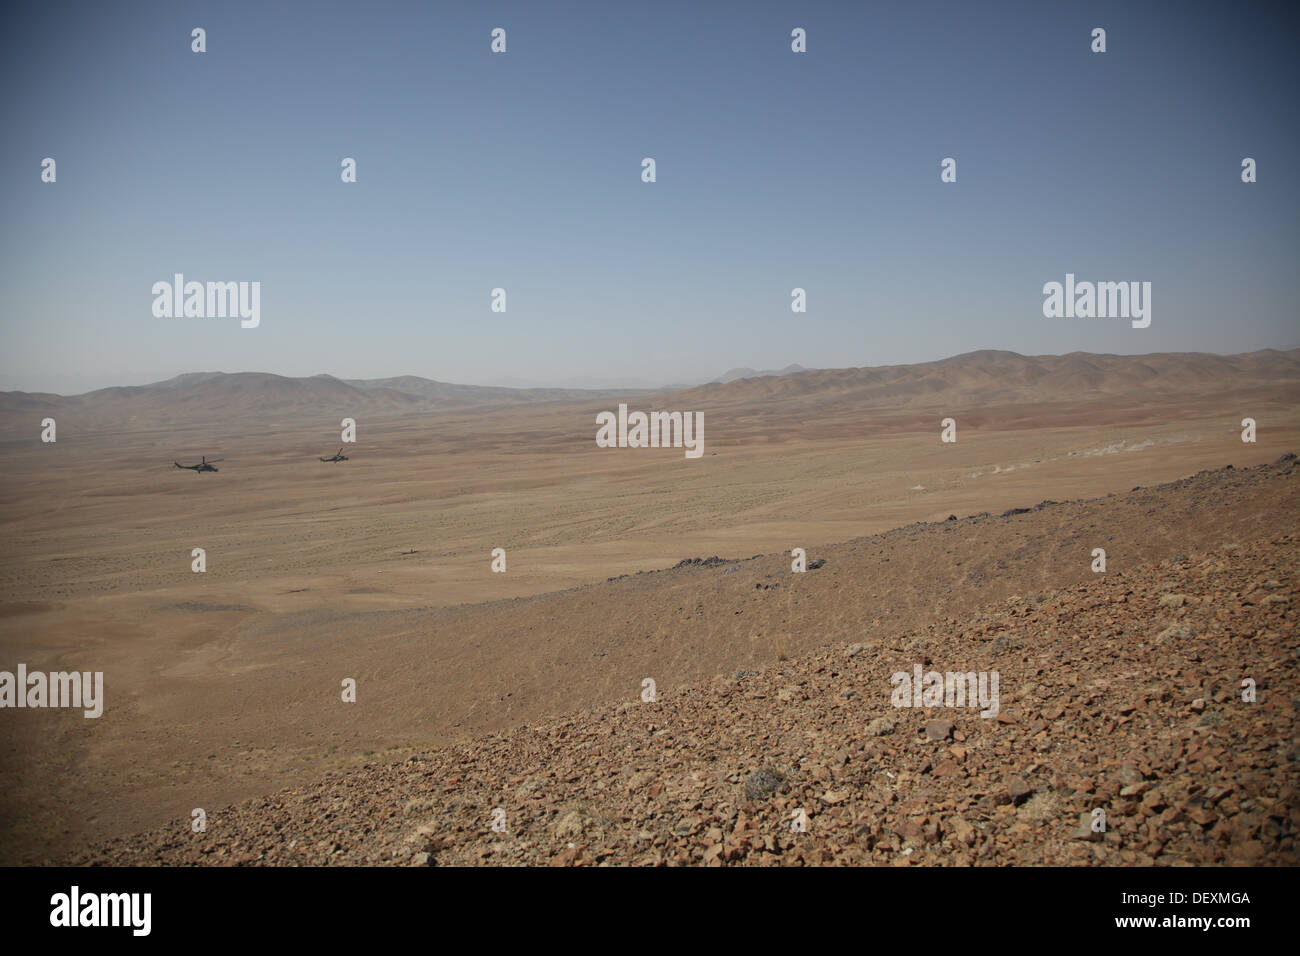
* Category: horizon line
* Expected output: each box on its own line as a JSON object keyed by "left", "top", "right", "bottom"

{"left": 5, "top": 344, "right": 1299, "bottom": 400}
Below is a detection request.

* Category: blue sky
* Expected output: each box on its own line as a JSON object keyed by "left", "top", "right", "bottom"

{"left": 2, "top": 0, "right": 1296, "bottom": 393}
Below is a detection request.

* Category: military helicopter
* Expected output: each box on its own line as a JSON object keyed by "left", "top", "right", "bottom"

{"left": 319, "top": 448, "right": 349, "bottom": 463}
{"left": 174, "top": 456, "right": 222, "bottom": 473}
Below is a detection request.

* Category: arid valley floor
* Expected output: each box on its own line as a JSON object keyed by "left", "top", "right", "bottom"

{"left": 1, "top": 349, "right": 1297, "bottom": 865}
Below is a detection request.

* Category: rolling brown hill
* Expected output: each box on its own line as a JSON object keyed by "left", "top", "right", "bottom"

{"left": 673, "top": 348, "right": 1300, "bottom": 411}
{"left": 3, "top": 349, "right": 1296, "bottom": 440}
{"left": 0, "top": 372, "right": 653, "bottom": 439}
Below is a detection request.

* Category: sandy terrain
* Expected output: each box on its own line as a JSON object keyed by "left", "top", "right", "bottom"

{"left": 0, "top": 349, "right": 1296, "bottom": 863}
{"left": 71, "top": 507, "right": 1298, "bottom": 867}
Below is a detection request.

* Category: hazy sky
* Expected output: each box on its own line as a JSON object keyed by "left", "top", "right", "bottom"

{"left": 2, "top": 0, "right": 1297, "bottom": 394}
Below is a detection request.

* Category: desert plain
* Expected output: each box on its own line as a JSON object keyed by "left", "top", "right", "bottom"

{"left": 0, "top": 348, "right": 1297, "bottom": 864}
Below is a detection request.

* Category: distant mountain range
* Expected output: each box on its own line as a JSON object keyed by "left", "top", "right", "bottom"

{"left": 673, "top": 348, "right": 1300, "bottom": 410}
{"left": 1, "top": 350, "right": 1295, "bottom": 433}
{"left": 712, "top": 364, "right": 809, "bottom": 384}
{"left": 0, "top": 363, "right": 816, "bottom": 415}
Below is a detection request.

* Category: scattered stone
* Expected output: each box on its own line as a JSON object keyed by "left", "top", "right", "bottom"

{"left": 1005, "top": 775, "right": 1033, "bottom": 805}
{"left": 866, "top": 717, "right": 896, "bottom": 737}
{"left": 925, "top": 719, "right": 955, "bottom": 741}
{"left": 949, "top": 816, "right": 976, "bottom": 846}
{"left": 744, "top": 769, "right": 785, "bottom": 802}
{"left": 1156, "top": 624, "right": 1194, "bottom": 643}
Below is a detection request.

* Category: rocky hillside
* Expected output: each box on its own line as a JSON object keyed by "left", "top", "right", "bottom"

{"left": 72, "top": 502, "right": 1298, "bottom": 866}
